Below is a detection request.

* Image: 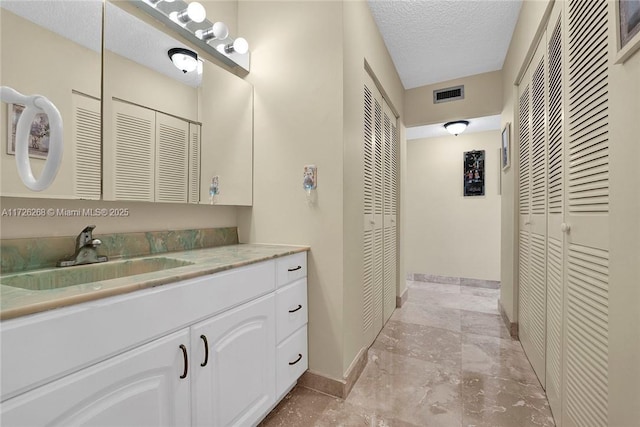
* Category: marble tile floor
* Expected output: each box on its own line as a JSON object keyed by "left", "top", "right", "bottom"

{"left": 261, "top": 280, "right": 555, "bottom": 427}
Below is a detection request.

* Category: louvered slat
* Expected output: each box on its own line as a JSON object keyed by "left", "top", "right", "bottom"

{"left": 518, "top": 230, "right": 531, "bottom": 334}
{"left": 363, "top": 228, "right": 374, "bottom": 332}
{"left": 568, "top": 0, "right": 609, "bottom": 215}
{"left": 374, "top": 99, "right": 383, "bottom": 216}
{"left": 548, "top": 16, "right": 563, "bottom": 214}
{"left": 114, "top": 103, "right": 154, "bottom": 201}
{"left": 519, "top": 86, "right": 530, "bottom": 215}
{"left": 391, "top": 123, "right": 398, "bottom": 215}
{"left": 73, "top": 94, "right": 101, "bottom": 200}
{"left": 156, "top": 118, "right": 188, "bottom": 203}
{"left": 188, "top": 124, "right": 200, "bottom": 204}
{"left": 566, "top": 244, "right": 609, "bottom": 427}
{"left": 383, "top": 112, "right": 392, "bottom": 216}
{"left": 528, "top": 233, "right": 547, "bottom": 369}
{"left": 546, "top": 237, "right": 563, "bottom": 404}
{"left": 531, "top": 59, "right": 546, "bottom": 215}
{"left": 364, "top": 85, "right": 374, "bottom": 215}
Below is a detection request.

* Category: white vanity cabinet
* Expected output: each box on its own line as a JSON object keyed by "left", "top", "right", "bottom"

{"left": 1, "top": 329, "right": 192, "bottom": 426}
{"left": 274, "top": 252, "right": 309, "bottom": 399}
{"left": 190, "top": 294, "right": 276, "bottom": 426}
{"left": 0, "top": 251, "right": 308, "bottom": 427}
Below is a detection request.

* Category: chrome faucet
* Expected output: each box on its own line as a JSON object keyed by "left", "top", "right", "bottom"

{"left": 57, "top": 225, "right": 108, "bottom": 267}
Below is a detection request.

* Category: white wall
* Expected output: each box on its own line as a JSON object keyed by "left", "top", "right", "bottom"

{"left": 405, "top": 130, "right": 501, "bottom": 281}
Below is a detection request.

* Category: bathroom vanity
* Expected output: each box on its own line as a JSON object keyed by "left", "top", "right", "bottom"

{"left": 0, "top": 245, "right": 308, "bottom": 426}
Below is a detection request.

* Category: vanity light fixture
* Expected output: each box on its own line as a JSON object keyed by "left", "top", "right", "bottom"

{"left": 222, "top": 37, "right": 249, "bottom": 55}
{"left": 168, "top": 47, "right": 198, "bottom": 73}
{"left": 444, "top": 120, "right": 469, "bottom": 136}
{"left": 133, "top": 0, "right": 251, "bottom": 72}
{"left": 195, "top": 21, "right": 229, "bottom": 42}
{"left": 170, "top": 1, "right": 206, "bottom": 25}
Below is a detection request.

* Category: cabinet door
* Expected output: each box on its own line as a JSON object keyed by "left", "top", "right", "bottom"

{"left": 1, "top": 329, "right": 191, "bottom": 427}
{"left": 191, "top": 294, "right": 276, "bottom": 427}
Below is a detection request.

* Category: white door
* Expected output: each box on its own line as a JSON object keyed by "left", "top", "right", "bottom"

{"left": 518, "top": 38, "right": 547, "bottom": 387}
{"left": 111, "top": 100, "right": 155, "bottom": 201}
{"left": 155, "top": 112, "right": 189, "bottom": 203}
{"left": 544, "top": 3, "right": 565, "bottom": 422}
{"left": 563, "top": 0, "right": 610, "bottom": 426}
{"left": 382, "top": 104, "right": 398, "bottom": 323}
{"left": 191, "top": 294, "right": 276, "bottom": 427}
{"left": 0, "top": 329, "right": 191, "bottom": 427}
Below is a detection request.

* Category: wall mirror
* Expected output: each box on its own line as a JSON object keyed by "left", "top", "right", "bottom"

{"left": 103, "top": 1, "right": 253, "bottom": 206}
{"left": 0, "top": 0, "right": 102, "bottom": 199}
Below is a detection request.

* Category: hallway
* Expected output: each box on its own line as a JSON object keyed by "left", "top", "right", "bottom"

{"left": 261, "top": 279, "right": 555, "bottom": 426}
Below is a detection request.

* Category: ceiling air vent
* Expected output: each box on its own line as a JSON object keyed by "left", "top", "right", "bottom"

{"left": 433, "top": 85, "right": 464, "bottom": 104}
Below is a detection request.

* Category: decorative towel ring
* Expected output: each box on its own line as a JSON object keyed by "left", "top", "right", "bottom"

{"left": 0, "top": 86, "right": 63, "bottom": 191}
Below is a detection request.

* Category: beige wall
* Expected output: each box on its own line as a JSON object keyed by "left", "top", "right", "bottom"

{"left": 237, "top": 0, "right": 404, "bottom": 381}
{"left": 405, "top": 131, "right": 501, "bottom": 281}
{"left": 499, "top": 0, "right": 552, "bottom": 324}
{"left": 607, "top": 1, "right": 640, "bottom": 422}
{"left": 404, "top": 70, "right": 503, "bottom": 127}
{"left": 0, "top": 197, "right": 237, "bottom": 239}
{"left": 0, "top": 10, "right": 101, "bottom": 199}
{"left": 342, "top": 0, "right": 405, "bottom": 375}
{"left": 237, "top": 0, "right": 346, "bottom": 380}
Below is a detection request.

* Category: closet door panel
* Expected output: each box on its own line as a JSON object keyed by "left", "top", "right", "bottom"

{"left": 155, "top": 112, "right": 189, "bottom": 203}
{"left": 564, "top": 0, "right": 610, "bottom": 426}
{"left": 545, "top": 5, "right": 564, "bottom": 422}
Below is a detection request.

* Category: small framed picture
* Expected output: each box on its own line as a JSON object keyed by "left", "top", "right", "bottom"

{"left": 6, "top": 103, "right": 50, "bottom": 159}
{"left": 463, "top": 150, "right": 485, "bottom": 197}
{"left": 303, "top": 164, "right": 317, "bottom": 190}
{"left": 501, "top": 122, "right": 511, "bottom": 171}
{"left": 617, "top": 0, "right": 640, "bottom": 62}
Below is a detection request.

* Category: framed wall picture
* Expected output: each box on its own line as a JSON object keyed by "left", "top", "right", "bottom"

{"left": 501, "top": 122, "right": 511, "bottom": 171}
{"left": 617, "top": 0, "right": 640, "bottom": 62}
{"left": 463, "top": 150, "right": 485, "bottom": 197}
{"left": 6, "top": 103, "right": 50, "bottom": 159}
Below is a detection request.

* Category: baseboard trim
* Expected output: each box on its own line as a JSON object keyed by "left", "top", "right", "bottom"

{"left": 498, "top": 299, "right": 518, "bottom": 338}
{"left": 396, "top": 287, "right": 409, "bottom": 308}
{"left": 407, "top": 273, "right": 500, "bottom": 289}
{"left": 298, "top": 347, "right": 369, "bottom": 399}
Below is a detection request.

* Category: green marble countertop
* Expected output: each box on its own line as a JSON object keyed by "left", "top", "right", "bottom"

{"left": 0, "top": 244, "right": 309, "bottom": 320}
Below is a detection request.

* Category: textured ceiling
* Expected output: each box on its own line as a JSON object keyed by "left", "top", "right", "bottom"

{"left": 368, "top": 0, "right": 522, "bottom": 89}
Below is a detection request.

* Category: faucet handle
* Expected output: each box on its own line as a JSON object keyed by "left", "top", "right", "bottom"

{"left": 82, "top": 225, "right": 96, "bottom": 233}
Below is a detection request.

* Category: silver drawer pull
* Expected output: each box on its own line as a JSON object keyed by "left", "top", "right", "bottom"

{"left": 289, "top": 353, "right": 303, "bottom": 365}
{"left": 288, "top": 266, "right": 302, "bottom": 272}
{"left": 289, "top": 304, "right": 303, "bottom": 313}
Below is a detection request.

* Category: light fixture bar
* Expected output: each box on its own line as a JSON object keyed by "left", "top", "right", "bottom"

{"left": 132, "top": 0, "right": 250, "bottom": 72}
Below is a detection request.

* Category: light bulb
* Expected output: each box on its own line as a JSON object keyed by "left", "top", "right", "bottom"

{"left": 171, "top": 2, "right": 206, "bottom": 25}
{"left": 196, "top": 22, "right": 229, "bottom": 41}
{"left": 224, "top": 37, "right": 249, "bottom": 55}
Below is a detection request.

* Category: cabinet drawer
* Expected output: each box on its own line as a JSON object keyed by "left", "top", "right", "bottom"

{"left": 276, "top": 279, "right": 308, "bottom": 343}
{"left": 276, "top": 253, "right": 307, "bottom": 288}
{"left": 276, "top": 326, "right": 307, "bottom": 399}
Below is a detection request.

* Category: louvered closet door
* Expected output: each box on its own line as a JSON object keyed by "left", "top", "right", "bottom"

{"left": 112, "top": 100, "right": 155, "bottom": 201}
{"left": 72, "top": 92, "right": 101, "bottom": 200}
{"left": 188, "top": 123, "right": 201, "bottom": 204}
{"left": 563, "top": 1, "right": 610, "bottom": 426}
{"left": 155, "top": 112, "right": 189, "bottom": 203}
{"left": 363, "top": 73, "right": 386, "bottom": 346}
{"left": 545, "top": 3, "right": 565, "bottom": 422}
{"left": 518, "top": 39, "right": 548, "bottom": 388}
{"left": 382, "top": 103, "right": 398, "bottom": 324}
{"left": 363, "top": 78, "right": 379, "bottom": 347}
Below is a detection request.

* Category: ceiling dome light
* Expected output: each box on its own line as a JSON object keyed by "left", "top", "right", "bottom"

{"left": 171, "top": 2, "right": 206, "bottom": 25}
{"left": 444, "top": 120, "right": 469, "bottom": 136}
{"left": 168, "top": 47, "right": 198, "bottom": 73}
{"left": 223, "top": 37, "right": 249, "bottom": 55}
{"left": 195, "top": 21, "right": 229, "bottom": 42}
